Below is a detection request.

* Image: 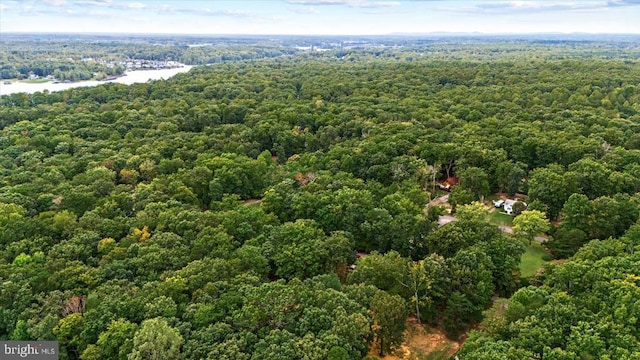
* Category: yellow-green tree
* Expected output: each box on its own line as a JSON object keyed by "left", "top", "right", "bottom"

{"left": 128, "top": 318, "right": 183, "bottom": 360}
{"left": 513, "top": 210, "right": 548, "bottom": 245}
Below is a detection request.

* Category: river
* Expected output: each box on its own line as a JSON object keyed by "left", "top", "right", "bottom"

{"left": 0, "top": 66, "right": 194, "bottom": 96}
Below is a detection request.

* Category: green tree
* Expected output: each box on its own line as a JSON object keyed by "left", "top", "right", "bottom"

{"left": 444, "top": 249, "right": 494, "bottom": 334}
{"left": 90, "top": 318, "right": 137, "bottom": 360}
{"left": 458, "top": 167, "right": 490, "bottom": 202}
{"left": 324, "top": 231, "right": 355, "bottom": 273}
{"left": 456, "top": 201, "right": 488, "bottom": 223}
{"left": 346, "top": 251, "right": 408, "bottom": 296}
{"left": 547, "top": 225, "right": 588, "bottom": 258}
{"left": 400, "top": 260, "right": 429, "bottom": 323}
{"left": 128, "top": 318, "right": 183, "bottom": 360}
{"left": 418, "top": 254, "right": 451, "bottom": 322}
{"left": 588, "top": 196, "right": 622, "bottom": 240}
{"left": 53, "top": 313, "right": 84, "bottom": 359}
{"left": 449, "top": 186, "right": 475, "bottom": 213}
{"left": 0, "top": 203, "right": 28, "bottom": 246}
{"left": 425, "top": 217, "right": 501, "bottom": 258}
{"left": 561, "top": 193, "right": 591, "bottom": 233}
{"left": 568, "top": 158, "right": 611, "bottom": 199}
{"left": 512, "top": 210, "right": 549, "bottom": 245}
{"left": 316, "top": 187, "right": 375, "bottom": 248}
{"left": 621, "top": 220, "right": 640, "bottom": 254}
{"left": 370, "top": 290, "right": 408, "bottom": 357}
{"left": 326, "top": 346, "right": 349, "bottom": 360}
{"left": 263, "top": 219, "right": 331, "bottom": 280}
{"left": 326, "top": 307, "right": 372, "bottom": 359}
{"left": 527, "top": 165, "right": 580, "bottom": 220}
{"left": 505, "top": 162, "right": 527, "bottom": 196}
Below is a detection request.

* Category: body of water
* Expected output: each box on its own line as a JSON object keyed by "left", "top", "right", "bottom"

{"left": 0, "top": 66, "right": 193, "bottom": 96}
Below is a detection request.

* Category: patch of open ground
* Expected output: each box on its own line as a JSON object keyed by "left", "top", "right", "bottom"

{"left": 21, "top": 78, "right": 52, "bottom": 83}
{"left": 519, "top": 242, "right": 548, "bottom": 278}
{"left": 486, "top": 207, "right": 513, "bottom": 226}
{"left": 368, "top": 321, "right": 461, "bottom": 360}
{"left": 242, "top": 198, "right": 262, "bottom": 206}
{"left": 427, "top": 194, "right": 451, "bottom": 210}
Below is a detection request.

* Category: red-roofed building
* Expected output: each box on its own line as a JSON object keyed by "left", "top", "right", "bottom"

{"left": 438, "top": 176, "right": 459, "bottom": 192}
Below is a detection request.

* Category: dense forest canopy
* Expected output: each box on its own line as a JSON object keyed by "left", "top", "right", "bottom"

{"left": 1, "top": 36, "right": 639, "bottom": 359}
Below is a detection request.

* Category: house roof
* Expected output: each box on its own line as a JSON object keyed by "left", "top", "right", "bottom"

{"left": 504, "top": 199, "right": 518, "bottom": 206}
{"left": 445, "top": 176, "right": 459, "bottom": 185}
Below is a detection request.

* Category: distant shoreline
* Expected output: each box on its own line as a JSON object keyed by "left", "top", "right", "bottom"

{"left": 0, "top": 66, "right": 193, "bottom": 96}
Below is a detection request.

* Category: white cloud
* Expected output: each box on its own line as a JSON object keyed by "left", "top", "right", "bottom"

{"left": 74, "top": 0, "right": 112, "bottom": 7}
{"left": 287, "top": 0, "right": 351, "bottom": 4}
{"left": 154, "top": 5, "right": 251, "bottom": 17}
{"left": 287, "top": 0, "right": 400, "bottom": 7}
{"left": 41, "top": 0, "right": 67, "bottom": 6}
{"left": 607, "top": 0, "right": 640, "bottom": 6}
{"left": 293, "top": 6, "right": 320, "bottom": 13}
{"left": 125, "top": 2, "right": 146, "bottom": 10}
{"left": 451, "top": 0, "right": 640, "bottom": 15}
{"left": 350, "top": 1, "right": 400, "bottom": 8}
{"left": 3, "top": 0, "right": 638, "bottom": 34}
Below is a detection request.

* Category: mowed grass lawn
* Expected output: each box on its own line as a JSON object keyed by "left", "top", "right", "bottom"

{"left": 487, "top": 210, "right": 513, "bottom": 226}
{"left": 519, "top": 242, "right": 548, "bottom": 278}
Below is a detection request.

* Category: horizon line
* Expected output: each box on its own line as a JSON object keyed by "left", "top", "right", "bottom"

{"left": 2, "top": 31, "right": 639, "bottom": 37}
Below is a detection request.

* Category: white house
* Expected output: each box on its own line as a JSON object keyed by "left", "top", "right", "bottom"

{"left": 503, "top": 199, "right": 517, "bottom": 215}
{"left": 493, "top": 199, "right": 525, "bottom": 215}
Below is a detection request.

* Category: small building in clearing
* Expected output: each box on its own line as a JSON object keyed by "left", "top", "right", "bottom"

{"left": 494, "top": 198, "right": 526, "bottom": 215}
{"left": 503, "top": 199, "right": 518, "bottom": 215}
{"left": 438, "top": 176, "right": 459, "bottom": 192}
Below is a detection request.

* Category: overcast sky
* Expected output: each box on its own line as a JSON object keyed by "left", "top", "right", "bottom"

{"left": 1, "top": 0, "right": 639, "bottom": 35}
